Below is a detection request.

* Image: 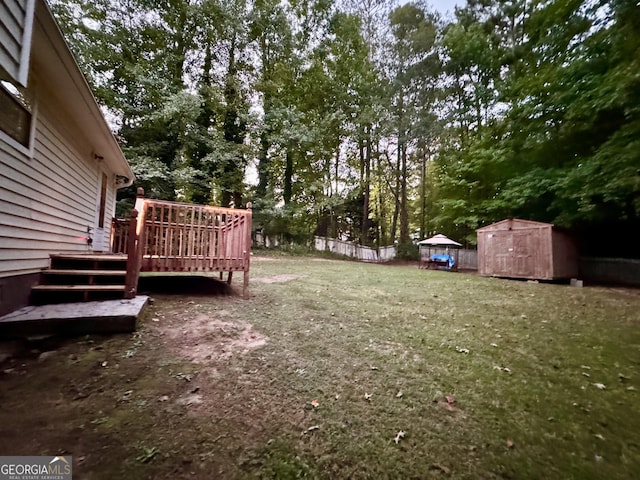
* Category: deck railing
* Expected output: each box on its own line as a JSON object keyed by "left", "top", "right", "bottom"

{"left": 112, "top": 189, "right": 252, "bottom": 298}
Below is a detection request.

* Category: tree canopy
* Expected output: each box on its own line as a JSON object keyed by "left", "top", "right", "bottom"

{"left": 51, "top": 0, "right": 640, "bottom": 257}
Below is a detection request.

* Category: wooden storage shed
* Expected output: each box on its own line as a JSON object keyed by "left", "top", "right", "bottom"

{"left": 476, "top": 219, "right": 578, "bottom": 280}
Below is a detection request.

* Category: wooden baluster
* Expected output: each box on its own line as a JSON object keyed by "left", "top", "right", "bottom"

{"left": 196, "top": 206, "right": 203, "bottom": 271}
{"left": 243, "top": 203, "right": 252, "bottom": 298}
{"left": 164, "top": 205, "right": 171, "bottom": 271}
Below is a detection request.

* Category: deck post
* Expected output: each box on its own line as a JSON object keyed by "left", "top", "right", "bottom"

{"left": 134, "top": 189, "right": 147, "bottom": 283}
{"left": 123, "top": 188, "right": 147, "bottom": 299}
{"left": 124, "top": 208, "right": 139, "bottom": 299}
{"left": 243, "top": 202, "right": 252, "bottom": 299}
{"left": 134, "top": 187, "right": 145, "bottom": 213}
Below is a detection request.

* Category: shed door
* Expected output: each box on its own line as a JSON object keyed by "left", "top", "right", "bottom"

{"left": 491, "top": 231, "right": 512, "bottom": 276}
{"left": 513, "top": 231, "right": 534, "bottom": 277}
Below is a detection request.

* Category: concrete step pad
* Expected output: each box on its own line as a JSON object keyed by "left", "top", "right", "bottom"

{"left": 0, "top": 296, "right": 148, "bottom": 338}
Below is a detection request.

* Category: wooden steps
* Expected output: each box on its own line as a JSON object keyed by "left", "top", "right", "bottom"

{"left": 32, "top": 285, "right": 126, "bottom": 291}
{"left": 31, "top": 254, "right": 129, "bottom": 305}
{"left": 50, "top": 254, "right": 128, "bottom": 262}
{"left": 45, "top": 269, "right": 127, "bottom": 276}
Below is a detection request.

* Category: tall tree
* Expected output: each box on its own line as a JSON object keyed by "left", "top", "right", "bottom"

{"left": 388, "top": 2, "right": 439, "bottom": 247}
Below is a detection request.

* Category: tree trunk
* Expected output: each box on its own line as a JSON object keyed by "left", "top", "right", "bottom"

{"left": 420, "top": 152, "right": 426, "bottom": 239}
{"left": 283, "top": 142, "right": 293, "bottom": 205}
{"left": 221, "top": 35, "right": 245, "bottom": 208}
{"left": 171, "top": 1, "right": 188, "bottom": 89}
{"left": 376, "top": 140, "right": 386, "bottom": 246}
{"left": 257, "top": 130, "right": 270, "bottom": 197}
{"left": 390, "top": 143, "right": 400, "bottom": 242}
{"left": 399, "top": 143, "right": 409, "bottom": 244}
{"left": 361, "top": 125, "right": 371, "bottom": 245}
{"left": 257, "top": 37, "right": 271, "bottom": 198}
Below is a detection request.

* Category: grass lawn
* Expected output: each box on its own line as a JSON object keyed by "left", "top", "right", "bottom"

{"left": 0, "top": 255, "right": 638, "bottom": 479}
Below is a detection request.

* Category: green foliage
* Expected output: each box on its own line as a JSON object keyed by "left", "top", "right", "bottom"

{"left": 433, "top": 0, "right": 640, "bottom": 255}
{"left": 50, "top": 0, "right": 640, "bottom": 257}
{"left": 396, "top": 242, "right": 419, "bottom": 261}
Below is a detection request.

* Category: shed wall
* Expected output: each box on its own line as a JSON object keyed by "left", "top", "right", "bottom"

{"left": 478, "top": 226, "right": 551, "bottom": 278}
{"left": 477, "top": 220, "right": 576, "bottom": 280}
{"left": 551, "top": 231, "right": 579, "bottom": 279}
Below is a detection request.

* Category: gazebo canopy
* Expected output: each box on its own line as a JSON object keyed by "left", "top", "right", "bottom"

{"left": 417, "top": 234, "right": 462, "bottom": 247}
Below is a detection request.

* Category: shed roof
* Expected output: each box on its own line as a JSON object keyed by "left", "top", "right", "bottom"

{"left": 476, "top": 218, "right": 553, "bottom": 233}
{"left": 417, "top": 234, "right": 462, "bottom": 247}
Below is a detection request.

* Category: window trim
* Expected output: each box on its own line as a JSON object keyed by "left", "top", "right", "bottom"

{"left": 0, "top": 79, "right": 37, "bottom": 158}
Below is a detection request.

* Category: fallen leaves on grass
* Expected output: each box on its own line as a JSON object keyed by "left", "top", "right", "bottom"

{"left": 136, "top": 446, "right": 159, "bottom": 463}
{"left": 436, "top": 394, "right": 460, "bottom": 413}
{"left": 393, "top": 431, "right": 405, "bottom": 444}
{"left": 302, "top": 425, "right": 320, "bottom": 435}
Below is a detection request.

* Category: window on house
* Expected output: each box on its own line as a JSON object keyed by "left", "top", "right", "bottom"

{"left": 0, "top": 79, "right": 33, "bottom": 149}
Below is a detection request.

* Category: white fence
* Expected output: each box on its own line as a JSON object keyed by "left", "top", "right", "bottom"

{"left": 254, "top": 232, "right": 282, "bottom": 248}
{"left": 314, "top": 236, "right": 397, "bottom": 262}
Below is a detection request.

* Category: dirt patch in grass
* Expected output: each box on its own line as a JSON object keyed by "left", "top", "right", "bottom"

{"left": 254, "top": 274, "right": 301, "bottom": 283}
{"left": 164, "top": 312, "right": 268, "bottom": 364}
{"left": 250, "top": 255, "right": 278, "bottom": 262}
{"left": 1, "top": 256, "right": 639, "bottom": 479}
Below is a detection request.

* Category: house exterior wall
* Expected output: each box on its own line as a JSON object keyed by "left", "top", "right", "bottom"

{"left": 0, "top": 77, "right": 119, "bottom": 315}
{"left": 0, "top": 0, "right": 132, "bottom": 316}
{"left": 0, "top": 0, "right": 35, "bottom": 87}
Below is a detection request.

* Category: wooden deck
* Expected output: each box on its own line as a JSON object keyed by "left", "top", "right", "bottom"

{"left": 111, "top": 190, "right": 252, "bottom": 298}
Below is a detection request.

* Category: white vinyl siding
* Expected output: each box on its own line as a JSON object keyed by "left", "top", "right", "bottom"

{"left": 0, "top": 88, "right": 119, "bottom": 277}
{"left": 0, "top": 0, "right": 35, "bottom": 86}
